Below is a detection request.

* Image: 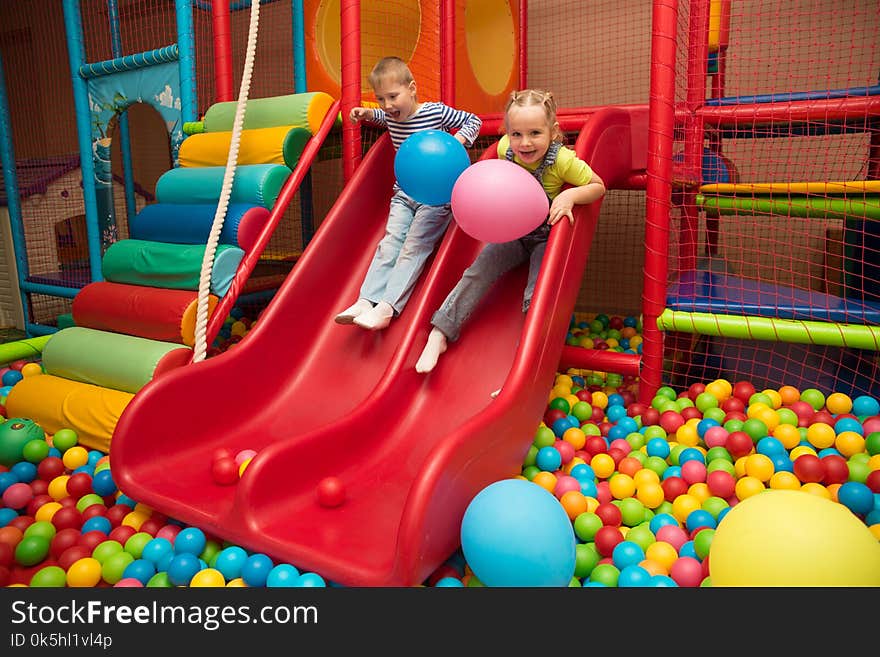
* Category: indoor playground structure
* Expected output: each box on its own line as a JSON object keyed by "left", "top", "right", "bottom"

{"left": 0, "top": 0, "right": 878, "bottom": 589}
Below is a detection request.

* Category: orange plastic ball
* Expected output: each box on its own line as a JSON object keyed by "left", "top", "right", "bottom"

{"left": 559, "top": 490, "right": 588, "bottom": 520}
{"left": 734, "top": 475, "right": 765, "bottom": 500}
{"left": 590, "top": 453, "right": 616, "bottom": 479}
{"left": 531, "top": 471, "right": 557, "bottom": 494}
{"left": 825, "top": 392, "right": 853, "bottom": 415}
{"left": 778, "top": 385, "right": 800, "bottom": 405}
{"left": 609, "top": 473, "right": 636, "bottom": 499}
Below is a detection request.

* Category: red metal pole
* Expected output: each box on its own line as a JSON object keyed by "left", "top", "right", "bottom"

{"left": 341, "top": 0, "right": 361, "bottom": 182}
{"left": 519, "top": 0, "right": 528, "bottom": 89}
{"left": 441, "top": 0, "right": 455, "bottom": 104}
{"left": 212, "top": 0, "right": 233, "bottom": 102}
{"left": 640, "top": 0, "right": 680, "bottom": 403}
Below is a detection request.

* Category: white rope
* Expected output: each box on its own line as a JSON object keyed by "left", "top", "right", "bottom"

{"left": 191, "top": 0, "right": 261, "bottom": 363}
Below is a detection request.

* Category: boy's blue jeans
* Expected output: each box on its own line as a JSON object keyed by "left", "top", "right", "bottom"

{"left": 431, "top": 222, "right": 551, "bottom": 342}
{"left": 359, "top": 188, "right": 452, "bottom": 314}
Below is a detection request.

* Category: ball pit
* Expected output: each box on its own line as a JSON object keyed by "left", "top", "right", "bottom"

{"left": 0, "top": 312, "right": 879, "bottom": 588}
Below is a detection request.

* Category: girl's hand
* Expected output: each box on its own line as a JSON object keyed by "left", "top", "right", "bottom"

{"left": 548, "top": 190, "right": 576, "bottom": 226}
{"left": 349, "top": 107, "right": 372, "bottom": 123}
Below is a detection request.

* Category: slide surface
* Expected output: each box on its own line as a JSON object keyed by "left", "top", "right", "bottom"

{"left": 112, "top": 106, "right": 647, "bottom": 586}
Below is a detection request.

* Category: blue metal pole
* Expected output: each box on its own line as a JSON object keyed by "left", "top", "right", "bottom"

{"left": 62, "top": 0, "right": 104, "bottom": 283}
{"left": 107, "top": 0, "right": 137, "bottom": 224}
{"left": 293, "top": 0, "right": 306, "bottom": 93}
{"left": 176, "top": 0, "right": 198, "bottom": 126}
{"left": 0, "top": 52, "right": 33, "bottom": 333}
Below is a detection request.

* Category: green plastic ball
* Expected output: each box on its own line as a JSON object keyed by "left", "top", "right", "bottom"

{"left": 15, "top": 535, "right": 50, "bottom": 567}
{"left": 589, "top": 563, "right": 620, "bottom": 587}
{"left": 534, "top": 426, "right": 556, "bottom": 448}
{"left": 92, "top": 540, "right": 124, "bottom": 565}
{"left": 102, "top": 551, "right": 135, "bottom": 585}
{"left": 574, "top": 543, "right": 601, "bottom": 578}
{"left": 146, "top": 572, "right": 173, "bottom": 588}
{"left": 52, "top": 428, "right": 79, "bottom": 452}
{"left": 573, "top": 512, "right": 603, "bottom": 542}
{"left": 865, "top": 432, "right": 880, "bottom": 456}
{"left": 30, "top": 565, "right": 68, "bottom": 587}
{"left": 800, "top": 388, "right": 826, "bottom": 411}
{"left": 21, "top": 438, "right": 50, "bottom": 463}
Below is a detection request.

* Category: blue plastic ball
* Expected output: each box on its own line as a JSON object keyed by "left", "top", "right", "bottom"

{"left": 569, "top": 463, "right": 595, "bottom": 482}
{"left": 679, "top": 540, "right": 699, "bottom": 560}
{"left": 535, "top": 446, "right": 562, "bottom": 472}
{"left": 460, "top": 479, "right": 576, "bottom": 587}
{"left": 834, "top": 417, "right": 863, "bottom": 436}
{"left": 837, "top": 481, "right": 874, "bottom": 516}
{"left": 646, "top": 438, "right": 670, "bottom": 459}
{"left": 296, "top": 572, "right": 326, "bottom": 587}
{"left": 611, "top": 540, "right": 645, "bottom": 570}
{"left": 678, "top": 447, "right": 706, "bottom": 465}
{"left": 618, "top": 564, "right": 652, "bottom": 587}
{"left": 435, "top": 576, "right": 464, "bottom": 587}
{"left": 174, "top": 527, "right": 206, "bottom": 556}
{"left": 91, "top": 470, "right": 117, "bottom": 497}
{"left": 578, "top": 479, "right": 598, "bottom": 498}
{"left": 167, "top": 553, "right": 201, "bottom": 586}
{"left": 650, "top": 574, "right": 678, "bottom": 587}
{"left": 649, "top": 512, "right": 679, "bottom": 535}
{"left": 241, "top": 553, "right": 274, "bottom": 587}
{"left": 266, "top": 564, "right": 300, "bottom": 587}
{"left": 685, "top": 509, "right": 717, "bottom": 532}
{"left": 393, "top": 130, "right": 471, "bottom": 205}
{"left": 141, "top": 537, "right": 174, "bottom": 567}
{"left": 81, "top": 516, "right": 111, "bottom": 535}
{"left": 213, "top": 546, "right": 248, "bottom": 581}
{"left": 122, "top": 558, "right": 156, "bottom": 585}
{"left": 9, "top": 461, "right": 37, "bottom": 483}
{"left": 852, "top": 395, "right": 880, "bottom": 417}
{"left": 615, "top": 417, "right": 639, "bottom": 435}
{"left": 756, "top": 437, "right": 786, "bottom": 457}
{"left": 0, "top": 507, "right": 18, "bottom": 527}
{"left": 2, "top": 370, "right": 23, "bottom": 387}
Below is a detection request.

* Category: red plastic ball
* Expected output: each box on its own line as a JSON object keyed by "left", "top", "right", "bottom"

{"left": 810, "top": 410, "right": 835, "bottom": 426}
{"left": 594, "top": 480, "right": 612, "bottom": 504}
{"left": 65, "top": 472, "right": 94, "bottom": 500}
{"left": 0, "top": 542, "right": 13, "bottom": 568}
{"left": 670, "top": 556, "right": 704, "bottom": 587}
{"left": 78, "top": 530, "right": 107, "bottom": 553}
{"left": 50, "top": 528, "right": 82, "bottom": 559}
{"left": 26, "top": 494, "right": 54, "bottom": 517}
{"left": 594, "top": 502, "right": 622, "bottom": 526}
{"left": 640, "top": 407, "right": 660, "bottom": 427}
{"left": 316, "top": 476, "right": 346, "bottom": 508}
{"left": 680, "top": 406, "right": 703, "bottom": 421}
{"left": 706, "top": 470, "right": 736, "bottom": 498}
{"left": 593, "top": 525, "right": 624, "bottom": 557}
{"left": 58, "top": 545, "right": 92, "bottom": 571}
{"left": 81, "top": 505, "right": 108, "bottom": 522}
{"left": 627, "top": 402, "right": 648, "bottom": 418}
{"left": 105, "top": 504, "right": 131, "bottom": 527}
{"left": 732, "top": 381, "right": 756, "bottom": 403}
{"left": 138, "top": 517, "right": 164, "bottom": 536}
{"left": 29, "top": 479, "right": 49, "bottom": 497}
{"left": 211, "top": 456, "right": 239, "bottom": 486}
{"left": 688, "top": 383, "right": 707, "bottom": 401}
{"left": 51, "top": 506, "right": 83, "bottom": 531}
{"left": 575, "top": 389, "right": 592, "bottom": 403}
{"left": 721, "top": 397, "right": 745, "bottom": 414}
{"left": 792, "top": 454, "right": 825, "bottom": 484}
{"left": 8, "top": 516, "right": 34, "bottom": 533}
{"left": 660, "top": 411, "right": 685, "bottom": 434}
{"left": 725, "top": 431, "right": 754, "bottom": 458}
{"left": 662, "top": 476, "right": 689, "bottom": 503}
{"left": 864, "top": 469, "right": 880, "bottom": 494}
{"left": 108, "top": 525, "right": 137, "bottom": 546}
{"left": 585, "top": 436, "right": 608, "bottom": 455}
{"left": 820, "top": 455, "right": 850, "bottom": 485}
{"left": 543, "top": 408, "right": 567, "bottom": 428}
{"left": 37, "top": 457, "right": 65, "bottom": 481}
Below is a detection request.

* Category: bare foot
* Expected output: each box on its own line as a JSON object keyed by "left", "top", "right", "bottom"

{"left": 335, "top": 298, "right": 373, "bottom": 324}
{"left": 490, "top": 388, "right": 502, "bottom": 398}
{"left": 415, "top": 328, "right": 447, "bottom": 373}
{"left": 353, "top": 301, "right": 395, "bottom": 330}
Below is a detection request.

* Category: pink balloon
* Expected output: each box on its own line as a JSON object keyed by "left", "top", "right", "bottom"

{"left": 451, "top": 159, "right": 549, "bottom": 243}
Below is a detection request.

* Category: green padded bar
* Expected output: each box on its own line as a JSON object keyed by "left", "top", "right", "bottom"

{"left": 183, "top": 121, "right": 205, "bottom": 135}
{"left": 282, "top": 126, "right": 312, "bottom": 169}
{"left": 156, "top": 164, "right": 290, "bottom": 209}
{"left": 203, "top": 92, "right": 334, "bottom": 134}
{"left": 696, "top": 194, "right": 880, "bottom": 221}
{"left": 41, "top": 327, "right": 192, "bottom": 394}
{"left": 0, "top": 335, "right": 51, "bottom": 366}
{"left": 102, "top": 239, "right": 244, "bottom": 297}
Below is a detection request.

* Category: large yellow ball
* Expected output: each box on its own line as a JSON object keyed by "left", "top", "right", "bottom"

{"left": 710, "top": 490, "right": 880, "bottom": 586}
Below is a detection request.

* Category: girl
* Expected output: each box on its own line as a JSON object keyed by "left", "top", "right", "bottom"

{"left": 415, "top": 89, "right": 605, "bottom": 373}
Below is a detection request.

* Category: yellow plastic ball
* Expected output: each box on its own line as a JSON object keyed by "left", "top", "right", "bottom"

{"left": 687, "top": 482, "right": 711, "bottom": 503}
{"left": 835, "top": 431, "right": 865, "bottom": 458}
{"left": 47, "top": 475, "right": 70, "bottom": 501}
{"left": 591, "top": 391, "right": 608, "bottom": 410}
{"left": 562, "top": 427, "right": 586, "bottom": 451}
{"left": 870, "top": 525, "right": 880, "bottom": 541}
{"left": 800, "top": 482, "right": 831, "bottom": 499}
{"left": 122, "top": 511, "right": 149, "bottom": 530}
{"left": 608, "top": 473, "right": 636, "bottom": 499}
{"left": 755, "top": 409, "right": 780, "bottom": 432}
{"left": 709, "top": 490, "right": 880, "bottom": 586}
{"left": 733, "top": 456, "right": 749, "bottom": 478}
{"left": 590, "top": 453, "right": 616, "bottom": 479}
{"left": 704, "top": 380, "right": 731, "bottom": 402}
{"left": 531, "top": 471, "right": 557, "bottom": 494}
{"left": 769, "top": 471, "right": 801, "bottom": 490}
{"left": 636, "top": 482, "right": 665, "bottom": 509}
{"left": 20, "top": 362, "right": 43, "bottom": 377}
{"left": 772, "top": 424, "right": 802, "bottom": 450}
{"left": 62, "top": 446, "right": 89, "bottom": 470}
{"left": 551, "top": 384, "right": 572, "bottom": 400}
{"left": 564, "top": 394, "right": 581, "bottom": 411}
{"left": 868, "top": 455, "right": 880, "bottom": 471}
{"left": 645, "top": 541, "right": 678, "bottom": 572}
{"left": 825, "top": 392, "right": 853, "bottom": 415}
{"left": 806, "top": 423, "right": 836, "bottom": 450}
{"left": 746, "top": 402, "right": 770, "bottom": 419}
{"left": 789, "top": 445, "right": 818, "bottom": 460}
{"left": 671, "top": 493, "right": 701, "bottom": 523}
{"left": 238, "top": 458, "right": 252, "bottom": 477}
{"left": 584, "top": 496, "right": 600, "bottom": 513}
{"left": 190, "top": 568, "right": 227, "bottom": 587}
{"left": 227, "top": 577, "right": 247, "bottom": 587}
{"left": 67, "top": 557, "right": 103, "bottom": 588}
{"left": 555, "top": 374, "right": 574, "bottom": 389}
{"left": 734, "top": 475, "right": 765, "bottom": 500}
{"left": 562, "top": 456, "right": 586, "bottom": 474}
{"left": 633, "top": 468, "right": 660, "bottom": 488}
{"left": 744, "top": 454, "right": 775, "bottom": 482}
{"left": 675, "top": 423, "right": 700, "bottom": 447}
{"left": 760, "top": 389, "right": 783, "bottom": 409}
{"left": 34, "top": 501, "right": 62, "bottom": 522}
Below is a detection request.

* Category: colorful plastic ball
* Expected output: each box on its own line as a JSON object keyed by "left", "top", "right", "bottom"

{"left": 30, "top": 565, "right": 67, "bottom": 587}
{"left": 166, "top": 552, "right": 201, "bottom": 586}
{"left": 316, "top": 476, "right": 346, "bottom": 507}
{"left": 211, "top": 457, "right": 239, "bottom": 485}
{"left": 266, "top": 563, "right": 300, "bottom": 587}
{"left": 394, "top": 130, "right": 470, "bottom": 205}
{"left": 51, "top": 428, "right": 78, "bottom": 452}
{"left": 451, "top": 159, "right": 549, "bottom": 243}
{"left": 296, "top": 572, "right": 327, "bottom": 587}
{"left": 710, "top": 489, "right": 880, "bottom": 586}
{"left": 618, "top": 564, "right": 652, "bottom": 587}
{"left": 241, "top": 553, "right": 274, "bottom": 588}
{"left": 66, "top": 557, "right": 102, "bottom": 587}
{"left": 611, "top": 540, "right": 645, "bottom": 570}
{"left": 141, "top": 537, "right": 174, "bottom": 566}
{"left": 669, "top": 556, "right": 704, "bottom": 587}
{"left": 81, "top": 516, "right": 111, "bottom": 535}
{"left": 853, "top": 396, "right": 880, "bottom": 418}
{"left": 837, "top": 481, "right": 874, "bottom": 516}
{"left": 460, "top": 479, "right": 576, "bottom": 586}
{"left": 190, "top": 567, "right": 226, "bottom": 587}
{"left": 122, "top": 558, "right": 156, "bottom": 585}
{"left": 435, "top": 576, "right": 464, "bottom": 587}
{"left": 173, "top": 527, "right": 206, "bottom": 556}
{"left": 213, "top": 545, "right": 248, "bottom": 581}
{"left": 91, "top": 469, "right": 117, "bottom": 497}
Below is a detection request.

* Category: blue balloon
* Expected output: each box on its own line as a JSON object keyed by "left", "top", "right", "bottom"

{"left": 461, "top": 479, "right": 576, "bottom": 586}
{"left": 394, "top": 130, "right": 470, "bottom": 205}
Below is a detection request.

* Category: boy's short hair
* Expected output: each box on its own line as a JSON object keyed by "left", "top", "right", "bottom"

{"left": 369, "top": 56, "right": 414, "bottom": 88}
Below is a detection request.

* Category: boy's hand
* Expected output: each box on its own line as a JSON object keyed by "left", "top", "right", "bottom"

{"left": 548, "top": 190, "right": 576, "bottom": 226}
{"left": 453, "top": 132, "right": 468, "bottom": 146}
{"left": 349, "top": 107, "right": 372, "bottom": 123}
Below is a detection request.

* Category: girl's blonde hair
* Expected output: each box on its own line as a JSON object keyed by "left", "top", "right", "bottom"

{"left": 504, "top": 89, "right": 563, "bottom": 143}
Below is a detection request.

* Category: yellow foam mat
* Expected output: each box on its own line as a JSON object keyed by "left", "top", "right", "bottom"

{"left": 179, "top": 125, "right": 294, "bottom": 168}
{"left": 5, "top": 374, "right": 133, "bottom": 453}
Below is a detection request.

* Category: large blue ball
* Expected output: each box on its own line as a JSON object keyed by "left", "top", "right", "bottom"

{"left": 394, "top": 130, "right": 470, "bottom": 205}
{"left": 460, "top": 478, "right": 576, "bottom": 587}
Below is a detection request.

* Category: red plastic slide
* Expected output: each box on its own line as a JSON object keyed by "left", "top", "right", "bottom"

{"left": 112, "top": 106, "right": 648, "bottom": 586}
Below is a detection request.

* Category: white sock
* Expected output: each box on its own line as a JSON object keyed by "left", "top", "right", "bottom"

{"left": 415, "top": 328, "right": 448, "bottom": 373}
{"left": 353, "top": 301, "right": 395, "bottom": 330}
{"left": 335, "top": 298, "right": 373, "bottom": 324}
{"left": 490, "top": 388, "right": 502, "bottom": 398}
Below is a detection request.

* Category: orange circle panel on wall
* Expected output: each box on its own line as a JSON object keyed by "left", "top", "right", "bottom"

{"left": 304, "top": 0, "right": 438, "bottom": 101}
{"left": 456, "top": 0, "right": 519, "bottom": 113}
